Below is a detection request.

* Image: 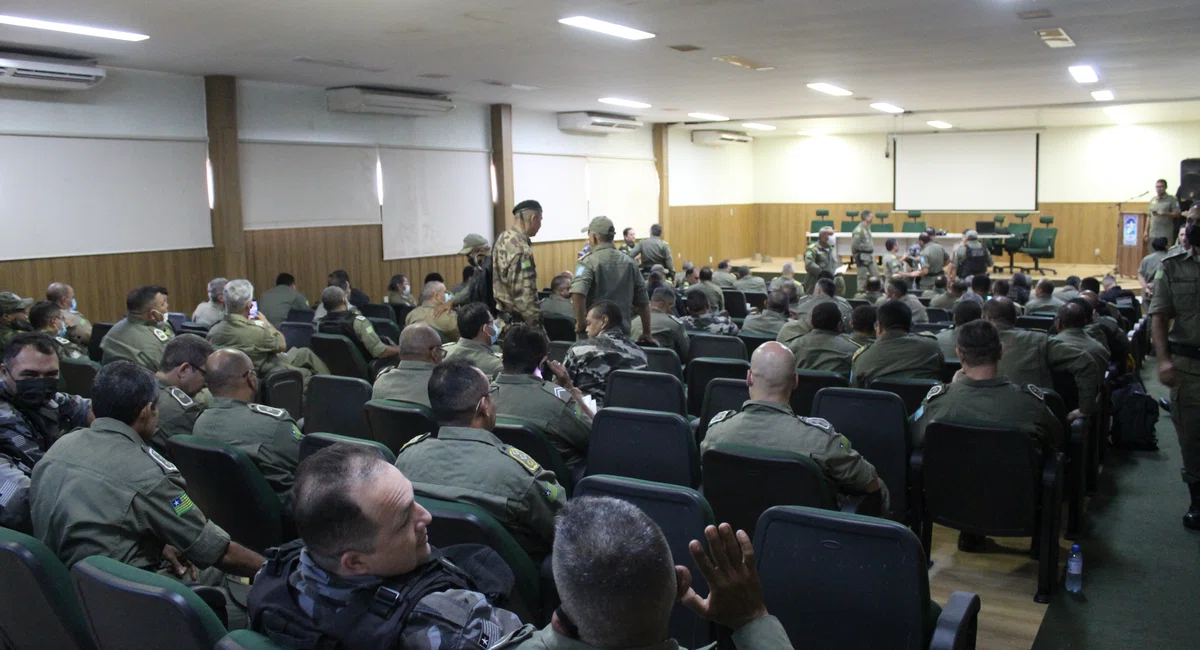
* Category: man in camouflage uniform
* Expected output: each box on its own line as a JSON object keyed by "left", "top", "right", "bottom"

{"left": 916, "top": 233, "right": 950, "bottom": 291}
{"left": 192, "top": 349, "right": 302, "bottom": 508}
{"left": 46, "top": 283, "right": 92, "bottom": 345}
{"left": 680, "top": 289, "right": 740, "bottom": 336}
{"left": 443, "top": 302, "right": 502, "bottom": 378}
{"left": 1, "top": 333, "right": 92, "bottom": 532}
{"left": 630, "top": 287, "right": 690, "bottom": 362}
{"left": 787, "top": 302, "right": 862, "bottom": 377}
{"left": 395, "top": 360, "right": 567, "bottom": 559}
{"left": 629, "top": 223, "right": 674, "bottom": 276}
{"left": 373, "top": 324, "right": 444, "bottom": 406}
{"left": 804, "top": 227, "right": 839, "bottom": 294}
{"left": 492, "top": 325, "right": 595, "bottom": 476}
{"left": 850, "top": 301, "right": 944, "bottom": 388}
{"left": 741, "top": 290, "right": 791, "bottom": 338}
{"left": 29, "top": 301, "right": 88, "bottom": 361}
{"left": 703, "top": 342, "right": 888, "bottom": 509}
{"left": 318, "top": 286, "right": 399, "bottom": 363}
{"left": 493, "top": 200, "right": 543, "bottom": 327}
{"left": 0, "top": 292, "right": 35, "bottom": 350}
{"left": 151, "top": 334, "right": 213, "bottom": 458}
{"left": 851, "top": 210, "right": 879, "bottom": 289}
{"left": 777, "top": 278, "right": 849, "bottom": 343}
{"left": 101, "top": 285, "right": 176, "bottom": 371}
{"left": 563, "top": 301, "right": 648, "bottom": 405}
{"left": 1148, "top": 221, "right": 1200, "bottom": 528}
{"left": 571, "top": 216, "right": 653, "bottom": 341}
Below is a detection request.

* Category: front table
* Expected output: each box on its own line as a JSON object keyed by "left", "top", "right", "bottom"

{"left": 804, "top": 232, "right": 1008, "bottom": 258}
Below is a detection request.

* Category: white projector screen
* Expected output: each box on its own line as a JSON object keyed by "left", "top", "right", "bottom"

{"left": 894, "top": 131, "right": 1039, "bottom": 212}
{"left": 513, "top": 154, "right": 659, "bottom": 243}
{"left": 380, "top": 148, "right": 493, "bottom": 260}
{"left": 241, "top": 142, "right": 380, "bottom": 230}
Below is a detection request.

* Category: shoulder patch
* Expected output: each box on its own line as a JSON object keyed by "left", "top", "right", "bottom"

{"left": 852, "top": 346, "right": 867, "bottom": 361}
{"left": 354, "top": 314, "right": 367, "bottom": 322}
{"left": 575, "top": 264, "right": 587, "bottom": 276}
{"left": 800, "top": 416, "right": 832, "bottom": 431}
{"left": 545, "top": 384, "right": 572, "bottom": 403}
{"left": 168, "top": 387, "right": 195, "bottom": 408}
{"left": 152, "top": 327, "right": 171, "bottom": 342}
{"left": 55, "top": 336, "right": 72, "bottom": 346}
{"left": 400, "top": 433, "right": 430, "bottom": 452}
{"left": 925, "top": 384, "right": 945, "bottom": 401}
{"left": 291, "top": 424, "right": 303, "bottom": 441}
{"left": 170, "top": 493, "right": 195, "bottom": 517}
{"left": 249, "top": 403, "right": 286, "bottom": 419}
{"left": 146, "top": 446, "right": 178, "bottom": 473}
{"left": 1025, "top": 384, "right": 1045, "bottom": 401}
{"left": 708, "top": 409, "right": 736, "bottom": 427}
{"left": 505, "top": 446, "right": 541, "bottom": 473}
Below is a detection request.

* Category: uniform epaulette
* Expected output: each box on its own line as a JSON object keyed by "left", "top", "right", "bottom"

{"left": 168, "top": 387, "right": 195, "bottom": 408}
{"left": 1025, "top": 384, "right": 1045, "bottom": 401}
{"left": 55, "top": 336, "right": 72, "bottom": 346}
{"left": 924, "top": 384, "right": 945, "bottom": 402}
{"left": 541, "top": 382, "right": 573, "bottom": 403}
{"left": 800, "top": 416, "right": 832, "bottom": 431}
{"left": 354, "top": 314, "right": 367, "bottom": 322}
{"left": 400, "top": 433, "right": 429, "bottom": 452}
{"left": 915, "top": 330, "right": 938, "bottom": 339}
{"left": 146, "top": 446, "right": 178, "bottom": 474}
{"left": 152, "top": 327, "right": 171, "bottom": 342}
{"left": 503, "top": 445, "right": 542, "bottom": 474}
{"left": 852, "top": 346, "right": 867, "bottom": 361}
{"left": 249, "top": 403, "right": 287, "bottom": 419}
{"left": 708, "top": 409, "right": 736, "bottom": 427}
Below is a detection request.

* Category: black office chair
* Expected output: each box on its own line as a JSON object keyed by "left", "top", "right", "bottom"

{"left": 389, "top": 303, "right": 416, "bottom": 326}
{"left": 363, "top": 398, "right": 438, "bottom": 453}
{"left": 278, "top": 321, "right": 316, "bottom": 350}
{"left": 166, "top": 312, "right": 187, "bottom": 335}
{"left": 543, "top": 314, "right": 576, "bottom": 342}
{"left": 368, "top": 317, "right": 401, "bottom": 344}
{"left": 285, "top": 308, "right": 315, "bottom": 323}
{"left": 179, "top": 322, "right": 211, "bottom": 336}
{"left": 912, "top": 322, "right": 950, "bottom": 334}
{"left": 547, "top": 341, "right": 572, "bottom": 364}
{"left": 258, "top": 369, "right": 304, "bottom": 421}
{"left": 1018, "top": 218, "right": 1058, "bottom": 275}
{"left": 791, "top": 370, "right": 848, "bottom": 417}
{"left": 695, "top": 377, "right": 750, "bottom": 445}
{"left": 310, "top": 333, "right": 370, "bottom": 380}
{"left": 304, "top": 375, "right": 372, "bottom": 438}
{"left": 87, "top": 322, "right": 114, "bottom": 363}
{"left": 868, "top": 377, "right": 941, "bottom": 417}
{"left": 755, "top": 506, "right": 981, "bottom": 650}
{"left": 494, "top": 417, "right": 575, "bottom": 496}
{"left": 744, "top": 291, "right": 769, "bottom": 311}
{"left": 940, "top": 359, "right": 961, "bottom": 383}
{"left": 605, "top": 369, "right": 687, "bottom": 418}
{"left": 1042, "top": 388, "right": 1090, "bottom": 539}
{"left": 1016, "top": 315, "right": 1055, "bottom": 333}
{"left": 685, "top": 358, "right": 750, "bottom": 416}
{"left": 687, "top": 334, "right": 747, "bottom": 362}
{"left": 917, "top": 297, "right": 932, "bottom": 307}
{"left": 60, "top": 358, "right": 101, "bottom": 399}
{"left": 641, "top": 347, "right": 683, "bottom": 379}
{"left": 299, "top": 431, "right": 395, "bottom": 463}
{"left": 359, "top": 303, "right": 395, "bottom": 321}
{"left": 586, "top": 408, "right": 700, "bottom": 488}
{"left": 926, "top": 308, "right": 951, "bottom": 323}
{"left": 737, "top": 332, "right": 776, "bottom": 355}
{"left": 0, "top": 527, "right": 97, "bottom": 650}
{"left": 722, "top": 290, "right": 748, "bottom": 319}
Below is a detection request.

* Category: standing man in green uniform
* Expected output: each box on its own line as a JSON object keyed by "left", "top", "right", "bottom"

{"left": 394, "top": 359, "right": 566, "bottom": 559}
{"left": 787, "top": 302, "right": 862, "bottom": 377}
{"left": 29, "top": 301, "right": 88, "bottom": 361}
{"left": 1149, "top": 221, "right": 1200, "bottom": 528}
{"left": 192, "top": 349, "right": 302, "bottom": 508}
{"left": 494, "top": 200, "right": 543, "bottom": 327}
{"left": 953, "top": 230, "right": 993, "bottom": 279}
{"left": 1139, "top": 237, "right": 1171, "bottom": 300}
{"left": 851, "top": 210, "right": 879, "bottom": 289}
{"left": 30, "top": 361, "right": 264, "bottom": 576}
{"left": 630, "top": 287, "right": 690, "bottom": 362}
{"left": 151, "top": 334, "right": 213, "bottom": 458}
{"left": 850, "top": 301, "right": 944, "bottom": 387}
{"left": 46, "top": 283, "right": 92, "bottom": 345}
{"left": 916, "top": 233, "right": 950, "bottom": 291}
{"left": 620, "top": 227, "right": 638, "bottom": 256}
{"left": 1148, "top": 179, "right": 1182, "bottom": 247}
{"left": 571, "top": 216, "right": 653, "bottom": 341}
{"left": 443, "top": 302, "right": 502, "bottom": 377}
{"left": 258, "top": 273, "right": 310, "bottom": 326}
{"left": 630, "top": 224, "right": 674, "bottom": 276}
{"left": 372, "top": 324, "right": 444, "bottom": 406}
{"left": 804, "top": 227, "right": 839, "bottom": 294}
{"left": 101, "top": 285, "right": 175, "bottom": 372}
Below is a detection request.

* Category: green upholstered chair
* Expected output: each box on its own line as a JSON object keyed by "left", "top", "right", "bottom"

{"left": 217, "top": 630, "right": 293, "bottom": 650}
{"left": 299, "top": 431, "right": 396, "bottom": 463}
{"left": 876, "top": 211, "right": 890, "bottom": 222}
{"left": 841, "top": 220, "right": 858, "bottom": 233}
{"left": 1019, "top": 225, "right": 1058, "bottom": 275}
{"left": 363, "top": 398, "right": 437, "bottom": 453}
{"left": 60, "top": 357, "right": 101, "bottom": 399}
{"left": 871, "top": 223, "right": 895, "bottom": 232}
{"left": 1001, "top": 223, "right": 1033, "bottom": 272}
{"left": 815, "top": 209, "right": 830, "bottom": 218}
{"left": 906, "top": 210, "right": 923, "bottom": 220}
{"left": 845, "top": 210, "right": 860, "bottom": 217}
{"left": 310, "top": 333, "right": 369, "bottom": 381}
{"left": 0, "top": 527, "right": 97, "bottom": 650}
{"left": 494, "top": 416, "right": 575, "bottom": 495}
{"left": 902, "top": 221, "right": 927, "bottom": 232}
{"left": 1013, "top": 212, "right": 1031, "bottom": 223}
{"left": 305, "top": 375, "right": 372, "bottom": 438}
{"left": 641, "top": 346, "right": 683, "bottom": 379}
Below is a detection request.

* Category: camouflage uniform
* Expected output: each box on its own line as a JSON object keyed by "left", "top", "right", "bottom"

{"left": 630, "top": 311, "right": 690, "bottom": 362}
{"left": 395, "top": 426, "right": 567, "bottom": 559}
{"left": 0, "top": 385, "right": 91, "bottom": 532}
{"left": 372, "top": 360, "right": 436, "bottom": 407}
{"left": 493, "top": 226, "right": 541, "bottom": 326}
{"left": 563, "top": 328, "right": 648, "bottom": 405}
{"left": 787, "top": 330, "right": 862, "bottom": 377}
{"left": 492, "top": 374, "right": 592, "bottom": 470}
{"left": 443, "top": 339, "right": 503, "bottom": 378}
{"left": 681, "top": 312, "right": 740, "bottom": 336}
{"left": 101, "top": 316, "right": 175, "bottom": 372}
{"left": 803, "top": 240, "right": 839, "bottom": 294}
{"left": 208, "top": 314, "right": 329, "bottom": 388}
{"left": 851, "top": 221, "right": 879, "bottom": 287}
{"left": 570, "top": 242, "right": 649, "bottom": 334}
{"left": 910, "top": 377, "right": 1063, "bottom": 449}
{"left": 192, "top": 398, "right": 303, "bottom": 507}
{"left": 629, "top": 235, "right": 674, "bottom": 275}
{"left": 850, "top": 330, "right": 944, "bottom": 387}
{"left": 150, "top": 377, "right": 205, "bottom": 459}
{"left": 740, "top": 310, "right": 789, "bottom": 338}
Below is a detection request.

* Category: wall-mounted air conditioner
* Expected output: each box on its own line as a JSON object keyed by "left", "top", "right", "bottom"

{"left": 691, "top": 130, "right": 753, "bottom": 146}
{"left": 0, "top": 55, "right": 105, "bottom": 90}
{"left": 326, "top": 86, "right": 455, "bottom": 116}
{"left": 557, "top": 111, "right": 644, "bottom": 135}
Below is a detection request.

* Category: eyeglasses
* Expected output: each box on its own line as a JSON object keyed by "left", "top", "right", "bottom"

{"left": 476, "top": 384, "right": 499, "bottom": 411}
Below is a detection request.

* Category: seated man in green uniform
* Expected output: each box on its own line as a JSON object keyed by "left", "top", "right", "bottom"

{"left": 151, "top": 334, "right": 213, "bottom": 458}
{"left": 932, "top": 279, "right": 964, "bottom": 311}
{"left": 1053, "top": 301, "right": 1110, "bottom": 378}
{"left": 703, "top": 342, "right": 888, "bottom": 507}
{"left": 884, "top": 278, "right": 929, "bottom": 323}
{"left": 732, "top": 266, "right": 768, "bottom": 293}
{"left": 318, "top": 285, "right": 399, "bottom": 364}
{"left": 847, "top": 304, "right": 877, "bottom": 349}
{"left": 258, "top": 273, "right": 311, "bottom": 326}
{"left": 694, "top": 267, "right": 726, "bottom": 313}
{"left": 938, "top": 300, "right": 981, "bottom": 361}
{"left": 0, "top": 292, "right": 34, "bottom": 350}
{"left": 631, "top": 287, "right": 690, "bottom": 362}
{"left": 28, "top": 301, "right": 88, "bottom": 361}
{"left": 740, "top": 290, "right": 790, "bottom": 338}
{"left": 192, "top": 349, "right": 303, "bottom": 508}
{"left": 778, "top": 278, "right": 848, "bottom": 343}
{"left": 853, "top": 277, "right": 884, "bottom": 304}
{"left": 31, "top": 360, "right": 264, "bottom": 577}
{"left": 540, "top": 273, "right": 575, "bottom": 324}
{"left": 492, "top": 325, "right": 595, "bottom": 478}
{"left": 850, "top": 300, "right": 944, "bottom": 388}
{"left": 492, "top": 498, "right": 793, "bottom": 650}
{"left": 100, "top": 285, "right": 176, "bottom": 371}
{"left": 385, "top": 273, "right": 415, "bottom": 307}
{"left": 207, "top": 279, "right": 329, "bottom": 389}
{"left": 443, "top": 302, "right": 502, "bottom": 377}
{"left": 394, "top": 359, "right": 566, "bottom": 560}
{"left": 46, "top": 283, "right": 92, "bottom": 346}
{"left": 712, "top": 260, "right": 737, "bottom": 288}
{"left": 406, "top": 281, "right": 461, "bottom": 342}
{"left": 920, "top": 274, "right": 949, "bottom": 300}
{"left": 372, "top": 324, "right": 444, "bottom": 406}
{"left": 787, "top": 302, "right": 862, "bottom": 377}
{"left": 768, "top": 263, "right": 804, "bottom": 296}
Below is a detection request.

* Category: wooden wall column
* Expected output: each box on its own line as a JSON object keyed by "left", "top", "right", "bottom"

{"left": 490, "top": 104, "right": 515, "bottom": 238}
{"left": 205, "top": 75, "right": 246, "bottom": 278}
{"left": 653, "top": 123, "right": 671, "bottom": 231}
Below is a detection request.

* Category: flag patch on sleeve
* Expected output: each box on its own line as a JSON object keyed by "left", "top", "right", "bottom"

{"left": 172, "top": 493, "right": 195, "bottom": 516}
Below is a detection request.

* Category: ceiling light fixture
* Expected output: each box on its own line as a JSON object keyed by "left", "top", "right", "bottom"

{"left": 558, "top": 16, "right": 655, "bottom": 40}
{"left": 1091, "top": 89, "right": 1114, "bottom": 101}
{"left": 741, "top": 123, "right": 776, "bottom": 131}
{"left": 688, "top": 112, "right": 730, "bottom": 121}
{"left": 295, "top": 56, "right": 389, "bottom": 73}
{"left": 713, "top": 55, "right": 775, "bottom": 71}
{"left": 927, "top": 120, "right": 953, "bottom": 129}
{"left": 0, "top": 14, "right": 149, "bottom": 41}
{"left": 598, "top": 97, "right": 651, "bottom": 108}
{"left": 806, "top": 82, "right": 853, "bottom": 96}
{"left": 1103, "top": 105, "right": 1134, "bottom": 125}
{"left": 1069, "top": 65, "right": 1098, "bottom": 83}
{"left": 870, "top": 102, "right": 905, "bottom": 114}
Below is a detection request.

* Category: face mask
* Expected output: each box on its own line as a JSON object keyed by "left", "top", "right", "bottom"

{"left": 57, "top": 320, "right": 68, "bottom": 337}
{"left": 403, "top": 284, "right": 411, "bottom": 296}
{"left": 9, "top": 376, "right": 58, "bottom": 409}
{"left": 488, "top": 322, "right": 499, "bottom": 345}
{"left": 70, "top": 298, "right": 77, "bottom": 312}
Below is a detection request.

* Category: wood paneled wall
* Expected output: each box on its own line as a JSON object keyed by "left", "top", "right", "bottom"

{"left": 663, "top": 204, "right": 758, "bottom": 268}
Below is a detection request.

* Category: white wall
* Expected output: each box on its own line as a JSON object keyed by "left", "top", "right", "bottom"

{"left": 512, "top": 107, "right": 654, "bottom": 159}
{"left": 668, "top": 126, "right": 756, "bottom": 206}
{"left": 754, "top": 133, "right": 892, "bottom": 204}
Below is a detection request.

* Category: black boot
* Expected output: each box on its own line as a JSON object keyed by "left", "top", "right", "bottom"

{"left": 1185, "top": 483, "right": 1200, "bottom": 531}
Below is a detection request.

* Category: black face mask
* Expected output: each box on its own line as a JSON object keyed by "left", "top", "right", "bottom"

{"left": 7, "top": 318, "right": 33, "bottom": 332}
{"left": 9, "top": 377, "right": 58, "bottom": 409}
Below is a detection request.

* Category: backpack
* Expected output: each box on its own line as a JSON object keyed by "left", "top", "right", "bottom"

{"left": 1109, "top": 375, "right": 1159, "bottom": 450}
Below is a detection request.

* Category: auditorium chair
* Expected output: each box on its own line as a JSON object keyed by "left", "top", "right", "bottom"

{"left": 1001, "top": 222, "right": 1032, "bottom": 272}
{"left": 278, "top": 321, "right": 316, "bottom": 350}
{"left": 286, "top": 308, "right": 315, "bottom": 323}
{"left": 721, "top": 289, "right": 749, "bottom": 319}
{"left": 60, "top": 357, "right": 101, "bottom": 399}
{"left": 1015, "top": 315, "right": 1055, "bottom": 333}
{"left": 841, "top": 220, "right": 858, "bottom": 233}
{"left": 299, "top": 431, "right": 396, "bottom": 463}
{"left": 362, "top": 398, "right": 436, "bottom": 452}
{"left": 166, "top": 312, "right": 187, "bottom": 335}
{"left": 790, "top": 369, "right": 848, "bottom": 417}
{"left": 606, "top": 369, "right": 688, "bottom": 418}
{"left": 871, "top": 216, "right": 895, "bottom": 233}
{"left": 310, "top": 333, "right": 370, "bottom": 380}
{"left": 913, "top": 322, "right": 950, "bottom": 334}
{"left": 547, "top": 340, "right": 572, "bottom": 364}
{"left": 695, "top": 377, "right": 750, "bottom": 445}
{"left": 1019, "top": 217, "right": 1059, "bottom": 275}
{"left": 179, "top": 322, "right": 210, "bottom": 336}
{"left": 902, "top": 212, "right": 926, "bottom": 232}
{"left": 685, "top": 358, "right": 750, "bottom": 416}
{"left": 305, "top": 375, "right": 372, "bottom": 439}
{"left": 867, "top": 377, "right": 941, "bottom": 417}
{"left": 1041, "top": 388, "right": 1090, "bottom": 539}
{"left": 494, "top": 416, "right": 575, "bottom": 495}
{"left": 755, "top": 506, "right": 981, "bottom": 650}
{"left": 0, "top": 527, "right": 97, "bottom": 650}
{"left": 641, "top": 346, "right": 683, "bottom": 379}
{"left": 917, "top": 297, "right": 932, "bottom": 307}
{"left": 737, "top": 331, "right": 775, "bottom": 356}
{"left": 941, "top": 359, "right": 961, "bottom": 383}
{"left": 811, "top": 216, "right": 834, "bottom": 243}
{"left": 848, "top": 298, "right": 870, "bottom": 309}
{"left": 845, "top": 210, "right": 860, "bottom": 218}
{"left": 586, "top": 407, "right": 700, "bottom": 488}
{"left": 744, "top": 291, "right": 768, "bottom": 310}
{"left": 217, "top": 630, "right": 291, "bottom": 650}
{"left": 87, "top": 322, "right": 113, "bottom": 363}
{"left": 917, "top": 421, "right": 1065, "bottom": 603}
{"left": 72, "top": 556, "right": 228, "bottom": 650}
{"left": 1013, "top": 212, "right": 1031, "bottom": 223}
{"left": 359, "top": 303, "right": 394, "bottom": 321}
{"left": 543, "top": 314, "right": 575, "bottom": 342}
{"left": 368, "top": 317, "right": 401, "bottom": 344}
{"left": 687, "top": 333, "right": 747, "bottom": 363}
{"left": 389, "top": 303, "right": 415, "bottom": 326}
{"left": 258, "top": 369, "right": 303, "bottom": 420}
{"left": 925, "top": 307, "right": 951, "bottom": 323}
{"left": 166, "top": 435, "right": 288, "bottom": 554}
{"left": 575, "top": 475, "right": 715, "bottom": 648}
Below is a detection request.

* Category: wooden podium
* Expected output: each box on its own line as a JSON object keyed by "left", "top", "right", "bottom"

{"left": 1116, "top": 212, "right": 1147, "bottom": 277}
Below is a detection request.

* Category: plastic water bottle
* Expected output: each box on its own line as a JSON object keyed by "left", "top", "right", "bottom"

{"left": 1065, "top": 544, "right": 1083, "bottom": 593}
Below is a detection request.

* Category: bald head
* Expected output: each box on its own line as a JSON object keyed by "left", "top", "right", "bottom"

{"left": 205, "top": 348, "right": 255, "bottom": 397}
{"left": 399, "top": 323, "right": 443, "bottom": 362}
{"left": 748, "top": 342, "right": 798, "bottom": 402}
{"left": 1080, "top": 290, "right": 1101, "bottom": 308}
{"left": 1056, "top": 301, "right": 1088, "bottom": 330}
{"left": 982, "top": 296, "right": 1018, "bottom": 327}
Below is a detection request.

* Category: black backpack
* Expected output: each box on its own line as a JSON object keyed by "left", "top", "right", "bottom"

{"left": 1110, "top": 375, "right": 1159, "bottom": 451}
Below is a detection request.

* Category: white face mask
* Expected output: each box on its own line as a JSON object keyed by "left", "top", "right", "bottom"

{"left": 403, "top": 284, "right": 411, "bottom": 296}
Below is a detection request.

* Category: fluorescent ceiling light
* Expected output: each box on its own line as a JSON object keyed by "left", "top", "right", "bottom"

{"left": 1091, "top": 89, "right": 1114, "bottom": 101}
{"left": 806, "top": 82, "right": 853, "bottom": 96}
{"left": 741, "top": 123, "right": 776, "bottom": 131}
{"left": 1069, "top": 65, "right": 1098, "bottom": 83}
{"left": 688, "top": 112, "right": 729, "bottom": 121}
{"left": 870, "top": 102, "right": 905, "bottom": 114}
{"left": 0, "top": 14, "right": 148, "bottom": 41}
{"left": 598, "top": 97, "right": 650, "bottom": 108}
{"left": 927, "top": 120, "right": 953, "bottom": 129}
{"left": 559, "top": 16, "right": 655, "bottom": 40}
{"left": 1103, "top": 105, "right": 1134, "bottom": 125}
{"left": 713, "top": 55, "right": 775, "bottom": 71}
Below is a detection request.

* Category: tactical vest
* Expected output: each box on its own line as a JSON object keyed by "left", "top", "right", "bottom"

{"left": 959, "top": 243, "right": 988, "bottom": 277}
{"left": 466, "top": 255, "right": 496, "bottom": 313}
{"left": 249, "top": 540, "right": 474, "bottom": 650}
{"left": 318, "top": 312, "right": 372, "bottom": 361}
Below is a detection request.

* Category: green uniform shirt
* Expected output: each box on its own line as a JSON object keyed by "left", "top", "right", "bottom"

{"left": 936, "top": 327, "right": 959, "bottom": 360}
{"left": 493, "top": 614, "right": 793, "bottom": 650}
{"left": 882, "top": 253, "right": 905, "bottom": 281}
{"left": 51, "top": 335, "right": 89, "bottom": 362}
{"left": 1052, "top": 286, "right": 1080, "bottom": 302}
{"left": 787, "top": 330, "right": 861, "bottom": 376}
{"left": 851, "top": 222, "right": 874, "bottom": 255}
{"left": 444, "top": 339, "right": 503, "bottom": 377}
{"left": 740, "top": 309, "right": 789, "bottom": 337}
{"left": 207, "top": 314, "right": 285, "bottom": 371}
{"left": 777, "top": 296, "right": 849, "bottom": 342}
{"left": 151, "top": 377, "right": 205, "bottom": 458}
{"left": 692, "top": 281, "right": 725, "bottom": 313}
{"left": 395, "top": 426, "right": 566, "bottom": 559}
{"left": 712, "top": 271, "right": 737, "bottom": 288}
{"left": 897, "top": 294, "right": 929, "bottom": 322}
{"left": 1023, "top": 295, "right": 1064, "bottom": 315}
{"left": 1148, "top": 247, "right": 1200, "bottom": 374}
{"left": 1139, "top": 250, "right": 1169, "bottom": 282}
{"left": 847, "top": 332, "right": 875, "bottom": 349}
{"left": 258, "top": 285, "right": 311, "bottom": 326}
{"left": 850, "top": 330, "right": 944, "bottom": 387}
{"left": 803, "top": 242, "right": 838, "bottom": 292}
{"left": 630, "top": 311, "right": 689, "bottom": 361}
{"left": 570, "top": 243, "right": 650, "bottom": 333}
{"left": 919, "top": 242, "right": 949, "bottom": 277}
{"left": 910, "top": 377, "right": 1063, "bottom": 449}
{"left": 733, "top": 275, "right": 768, "bottom": 293}
{"left": 63, "top": 310, "right": 92, "bottom": 346}
{"left": 407, "top": 304, "right": 460, "bottom": 342}
{"left": 929, "top": 292, "right": 957, "bottom": 311}
{"left": 385, "top": 291, "right": 416, "bottom": 308}
{"left": 192, "top": 398, "right": 302, "bottom": 505}
{"left": 703, "top": 401, "right": 885, "bottom": 499}
{"left": 540, "top": 295, "right": 575, "bottom": 321}
{"left": 853, "top": 291, "right": 883, "bottom": 303}
{"left": 322, "top": 312, "right": 389, "bottom": 359}
{"left": 100, "top": 316, "right": 175, "bottom": 372}
{"left": 30, "top": 418, "right": 231, "bottom": 570}
{"left": 769, "top": 276, "right": 803, "bottom": 294}
{"left": 492, "top": 374, "right": 592, "bottom": 469}
{"left": 993, "top": 324, "right": 1099, "bottom": 414}
{"left": 1149, "top": 194, "right": 1181, "bottom": 241}
{"left": 629, "top": 236, "right": 674, "bottom": 274}
{"left": 372, "top": 360, "right": 436, "bottom": 406}
{"left": 1053, "top": 327, "right": 1111, "bottom": 378}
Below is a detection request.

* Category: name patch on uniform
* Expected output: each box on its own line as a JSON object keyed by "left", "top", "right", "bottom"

{"left": 168, "top": 387, "right": 194, "bottom": 408}
{"left": 540, "top": 480, "right": 561, "bottom": 503}
{"left": 507, "top": 447, "right": 541, "bottom": 473}
{"left": 400, "top": 433, "right": 429, "bottom": 452}
{"left": 249, "top": 403, "right": 286, "bottom": 418}
{"left": 171, "top": 493, "right": 195, "bottom": 516}
{"left": 709, "top": 409, "right": 735, "bottom": 427}
{"left": 55, "top": 336, "right": 72, "bottom": 346}
{"left": 1025, "top": 384, "right": 1045, "bottom": 401}
{"left": 146, "top": 447, "right": 178, "bottom": 473}
{"left": 153, "top": 328, "right": 171, "bottom": 342}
